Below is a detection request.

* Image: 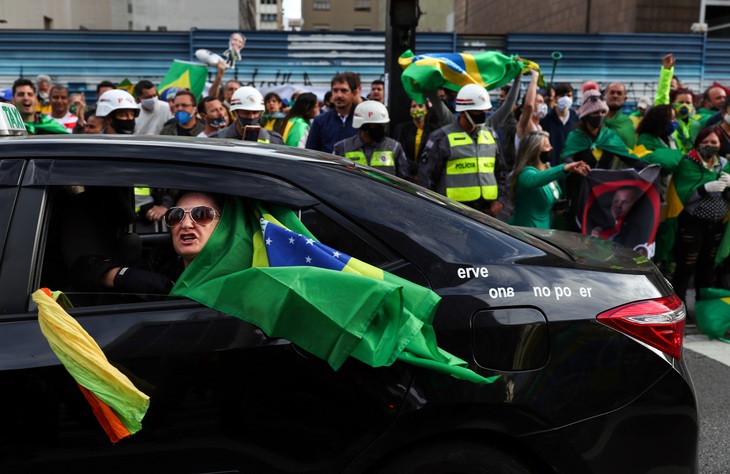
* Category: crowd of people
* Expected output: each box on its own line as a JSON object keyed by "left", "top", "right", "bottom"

{"left": 4, "top": 52, "right": 730, "bottom": 316}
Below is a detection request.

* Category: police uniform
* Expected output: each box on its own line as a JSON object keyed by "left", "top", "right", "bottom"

{"left": 418, "top": 122, "right": 505, "bottom": 211}
{"left": 332, "top": 135, "right": 410, "bottom": 179}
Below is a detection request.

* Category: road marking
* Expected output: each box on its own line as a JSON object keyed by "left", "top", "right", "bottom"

{"left": 684, "top": 333, "right": 730, "bottom": 366}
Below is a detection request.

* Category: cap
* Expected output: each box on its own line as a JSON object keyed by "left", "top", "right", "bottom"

{"left": 0, "top": 89, "right": 12, "bottom": 102}
{"left": 161, "top": 87, "right": 179, "bottom": 101}
{"left": 637, "top": 96, "right": 651, "bottom": 110}
{"left": 578, "top": 90, "right": 609, "bottom": 119}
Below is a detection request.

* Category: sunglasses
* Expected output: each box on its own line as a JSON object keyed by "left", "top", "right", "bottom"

{"left": 163, "top": 206, "right": 221, "bottom": 227}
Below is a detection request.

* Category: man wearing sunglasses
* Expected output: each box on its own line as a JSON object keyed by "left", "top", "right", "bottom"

{"left": 71, "top": 192, "right": 223, "bottom": 295}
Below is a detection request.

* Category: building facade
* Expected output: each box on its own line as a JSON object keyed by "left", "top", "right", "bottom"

{"left": 454, "top": 0, "right": 703, "bottom": 35}
{"left": 300, "top": 0, "right": 455, "bottom": 32}
{"left": 0, "top": 0, "right": 283, "bottom": 31}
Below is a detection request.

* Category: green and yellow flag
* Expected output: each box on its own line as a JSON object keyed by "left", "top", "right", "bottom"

{"left": 398, "top": 49, "right": 543, "bottom": 104}
{"left": 159, "top": 60, "right": 208, "bottom": 99}
{"left": 696, "top": 287, "right": 730, "bottom": 341}
{"left": 33, "top": 289, "right": 149, "bottom": 443}
{"left": 171, "top": 198, "right": 498, "bottom": 384}
{"left": 117, "top": 78, "right": 135, "bottom": 95}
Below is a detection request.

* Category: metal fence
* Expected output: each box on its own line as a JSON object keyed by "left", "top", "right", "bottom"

{"left": 0, "top": 29, "right": 726, "bottom": 103}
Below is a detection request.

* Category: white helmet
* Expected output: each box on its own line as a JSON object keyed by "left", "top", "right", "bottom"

{"left": 96, "top": 89, "right": 140, "bottom": 117}
{"left": 230, "top": 86, "right": 265, "bottom": 112}
{"left": 455, "top": 84, "right": 492, "bottom": 112}
{"left": 352, "top": 100, "right": 390, "bottom": 129}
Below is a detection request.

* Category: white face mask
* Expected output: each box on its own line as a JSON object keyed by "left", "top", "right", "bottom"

{"left": 140, "top": 98, "right": 157, "bottom": 112}
{"left": 534, "top": 103, "right": 548, "bottom": 119}
{"left": 557, "top": 96, "right": 573, "bottom": 111}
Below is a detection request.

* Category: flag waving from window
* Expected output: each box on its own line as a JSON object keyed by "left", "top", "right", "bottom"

{"left": 171, "top": 198, "right": 498, "bottom": 384}
{"left": 33, "top": 288, "right": 149, "bottom": 444}
{"left": 398, "top": 49, "right": 543, "bottom": 104}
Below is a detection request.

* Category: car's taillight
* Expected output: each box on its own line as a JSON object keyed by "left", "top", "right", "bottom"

{"left": 597, "top": 295, "right": 686, "bottom": 360}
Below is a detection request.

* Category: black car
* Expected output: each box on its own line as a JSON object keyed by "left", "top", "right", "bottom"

{"left": 0, "top": 134, "right": 697, "bottom": 473}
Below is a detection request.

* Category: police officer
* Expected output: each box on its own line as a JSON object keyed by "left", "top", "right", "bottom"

{"left": 332, "top": 100, "right": 410, "bottom": 179}
{"left": 209, "top": 86, "right": 284, "bottom": 144}
{"left": 95, "top": 89, "right": 140, "bottom": 135}
{"left": 418, "top": 84, "right": 506, "bottom": 217}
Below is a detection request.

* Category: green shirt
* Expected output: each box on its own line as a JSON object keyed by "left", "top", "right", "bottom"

{"left": 509, "top": 164, "right": 566, "bottom": 229}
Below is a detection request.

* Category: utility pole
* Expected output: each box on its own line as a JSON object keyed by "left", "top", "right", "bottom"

{"left": 385, "top": 0, "right": 421, "bottom": 132}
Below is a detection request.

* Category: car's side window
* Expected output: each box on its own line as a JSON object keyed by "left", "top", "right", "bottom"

{"left": 37, "top": 185, "right": 392, "bottom": 308}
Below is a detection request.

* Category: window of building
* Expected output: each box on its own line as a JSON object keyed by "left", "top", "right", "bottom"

{"left": 313, "top": 24, "right": 331, "bottom": 31}
{"left": 354, "top": 0, "right": 371, "bottom": 11}
{"left": 261, "top": 13, "right": 277, "bottom": 22}
{"left": 354, "top": 26, "right": 371, "bottom": 31}
{"left": 313, "top": 1, "right": 330, "bottom": 10}
{"left": 261, "top": 0, "right": 277, "bottom": 4}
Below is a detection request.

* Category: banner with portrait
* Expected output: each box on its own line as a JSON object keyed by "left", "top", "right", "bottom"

{"left": 577, "top": 165, "right": 662, "bottom": 259}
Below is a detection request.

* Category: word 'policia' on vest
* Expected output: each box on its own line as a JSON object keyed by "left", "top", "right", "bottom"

{"left": 444, "top": 124, "right": 498, "bottom": 202}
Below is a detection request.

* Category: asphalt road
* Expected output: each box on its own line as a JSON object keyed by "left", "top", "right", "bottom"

{"left": 684, "top": 331, "right": 730, "bottom": 474}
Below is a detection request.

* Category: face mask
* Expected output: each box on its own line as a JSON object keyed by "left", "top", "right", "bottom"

{"left": 664, "top": 121, "right": 678, "bottom": 137}
{"left": 466, "top": 110, "right": 487, "bottom": 127}
{"left": 534, "top": 104, "right": 548, "bottom": 119}
{"left": 698, "top": 145, "right": 720, "bottom": 160}
{"left": 585, "top": 115, "right": 604, "bottom": 129}
{"left": 237, "top": 115, "right": 260, "bottom": 129}
{"left": 207, "top": 116, "right": 227, "bottom": 129}
{"left": 674, "top": 103, "right": 692, "bottom": 118}
{"left": 410, "top": 109, "right": 426, "bottom": 121}
{"left": 38, "top": 91, "right": 49, "bottom": 102}
{"left": 539, "top": 151, "right": 552, "bottom": 164}
{"left": 725, "top": 114, "right": 730, "bottom": 126}
{"left": 111, "top": 117, "right": 135, "bottom": 134}
{"left": 140, "top": 98, "right": 157, "bottom": 112}
{"left": 175, "top": 110, "right": 192, "bottom": 125}
{"left": 557, "top": 96, "right": 573, "bottom": 111}
{"left": 364, "top": 126, "right": 386, "bottom": 142}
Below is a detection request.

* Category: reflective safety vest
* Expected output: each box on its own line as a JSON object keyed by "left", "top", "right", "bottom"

{"left": 443, "top": 124, "right": 498, "bottom": 202}
{"left": 343, "top": 137, "right": 398, "bottom": 176}
{"left": 134, "top": 187, "right": 153, "bottom": 213}
{"left": 255, "top": 129, "right": 273, "bottom": 144}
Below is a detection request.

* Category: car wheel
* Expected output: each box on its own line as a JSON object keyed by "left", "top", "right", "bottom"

{"left": 372, "top": 440, "right": 536, "bottom": 474}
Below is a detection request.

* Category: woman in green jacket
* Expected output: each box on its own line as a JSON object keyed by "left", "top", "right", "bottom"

{"left": 509, "top": 131, "right": 590, "bottom": 229}
{"left": 278, "top": 92, "right": 319, "bottom": 148}
{"left": 670, "top": 127, "right": 730, "bottom": 304}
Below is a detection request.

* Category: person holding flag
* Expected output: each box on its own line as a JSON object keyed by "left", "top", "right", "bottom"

{"left": 662, "top": 128, "right": 730, "bottom": 307}
{"left": 561, "top": 90, "right": 648, "bottom": 231}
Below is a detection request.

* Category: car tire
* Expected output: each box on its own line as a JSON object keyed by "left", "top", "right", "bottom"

{"left": 372, "top": 439, "right": 536, "bottom": 474}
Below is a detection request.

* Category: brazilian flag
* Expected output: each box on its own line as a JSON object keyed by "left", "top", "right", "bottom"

{"left": 159, "top": 60, "right": 208, "bottom": 100}
{"left": 171, "top": 197, "right": 498, "bottom": 384}
{"left": 398, "top": 49, "right": 542, "bottom": 104}
{"left": 696, "top": 288, "right": 730, "bottom": 341}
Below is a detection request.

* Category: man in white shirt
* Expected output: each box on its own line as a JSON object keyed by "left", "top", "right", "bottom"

{"left": 49, "top": 85, "right": 77, "bottom": 133}
{"left": 133, "top": 80, "right": 172, "bottom": 135}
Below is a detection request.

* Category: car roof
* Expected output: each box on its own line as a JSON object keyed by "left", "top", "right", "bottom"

{"left": 0, "top": 134, "right": 352, "bottom": 171}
